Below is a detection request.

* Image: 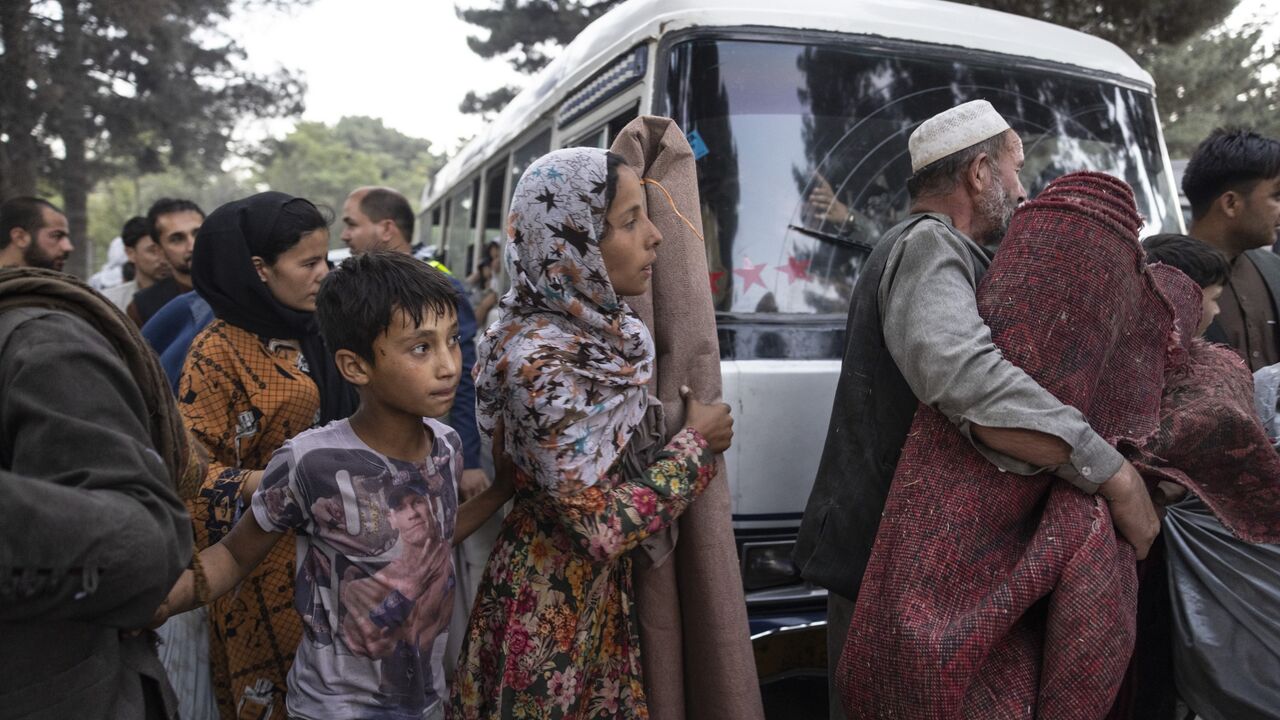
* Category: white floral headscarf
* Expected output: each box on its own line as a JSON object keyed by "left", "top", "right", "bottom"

{"left": 473, "top": 147, "right": 654, "bottom": 495}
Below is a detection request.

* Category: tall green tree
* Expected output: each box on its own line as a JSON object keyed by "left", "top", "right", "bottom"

{"left": 1147, "top": 24, "right": 1279, "bottom": 157}
{"left": 253, "top": 116, "right": 445, "bottom": 246}
{"left": 0, "top": 0, "right": 307, "bottom": 278}
{"left": 964, "top": 0, "right": 1238, "bottom": 55}
{"left": 86, "top": 167, "right": 257, "bottom": 256}
{"left": 456, "top": 0, "right": 622, "bottom": 115}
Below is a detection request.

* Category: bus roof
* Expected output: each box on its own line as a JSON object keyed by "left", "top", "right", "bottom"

{"left": 426, "top": 0, "right": 1153, "bottom": 206}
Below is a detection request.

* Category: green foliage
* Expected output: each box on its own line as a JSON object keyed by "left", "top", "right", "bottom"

{"left": 962, "top": 0, "right": 1238, "bottom": 55}
{"left": 252, "top": 117, "right": 446, "bottom": 246}
{"left": 1146, "top": 24, "right": 1280, "bottom": 157}
{"left": 85, "top": 116, "right": 445, "bottom": 262}
{"left": 85, "top": 168, "right": 257, "bottom": 253}
{"left": 459, "top": 86, "right": 521, "bottom": 119}
{"left": 455, "top": 0, "right": 623, "bottom": 114}
{"left": 0, "top": 0, "right": 308, "bottom": 276}
{"left": 457, "top": 0, "right": 623, "bottom": 72}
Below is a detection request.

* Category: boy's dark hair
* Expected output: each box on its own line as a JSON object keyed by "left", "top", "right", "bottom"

{"left": 359, "top": 188, "right": 415, "bottom": 242}
{"left": 316, "top": 250, "right": 458, "bottom": 363}
{"left": 1142, "top": 233, "right": 1230, "bottom": 288}
{"left": 120, "top": 216, "right": 150, "bottom": 249}
{"left": 1182, "top": 128, "right": 1280, "bottom": 220}
{"left": 248, "top": 198, "right": 333, "bottom": 264}
{"left": 146, "top": 197, "right": 205, "bottom": 242}
{"left": 1, "top": 196, "right": 61, "bottom": 250}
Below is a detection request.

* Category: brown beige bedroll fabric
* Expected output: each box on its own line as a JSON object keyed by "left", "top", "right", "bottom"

{"left": 611, "top": 115, "right": 766, "bottom": 720}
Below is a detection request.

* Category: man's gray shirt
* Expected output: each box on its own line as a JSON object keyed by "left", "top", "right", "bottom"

{"left": 878, "top": 214, "right": 1123, "bottom": 489}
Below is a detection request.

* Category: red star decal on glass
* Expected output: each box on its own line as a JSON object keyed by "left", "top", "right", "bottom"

{"left": 709, "top": 270, "right": 726, "bottom": 293}
{"left": 733, "top": 257, "right": 767, "bottom": 291}
{"left": 777, "top": 256, "right": 811, "bottom": 284}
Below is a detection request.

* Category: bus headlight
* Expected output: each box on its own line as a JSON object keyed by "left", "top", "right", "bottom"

{"left": 741, "top": 540, "right": 801, "bottom": 591}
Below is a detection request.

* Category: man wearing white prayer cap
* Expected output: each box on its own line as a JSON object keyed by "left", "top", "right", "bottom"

{"left": 795, "top": 99, "right": 1157, "bottom": 719}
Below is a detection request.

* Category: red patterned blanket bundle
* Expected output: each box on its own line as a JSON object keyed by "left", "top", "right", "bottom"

{"left": 837, "top": 172, "right": 1280, "bottom": 719}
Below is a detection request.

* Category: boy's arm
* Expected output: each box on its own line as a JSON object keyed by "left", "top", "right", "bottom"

{"left": 452, "top": 419, "right": 515, "bottom": 544}
{"left": 453, "top": 482, "right": 511, "bottom": 544}
{"left": 157, "top": 512, "right": 282, "bottom": 622}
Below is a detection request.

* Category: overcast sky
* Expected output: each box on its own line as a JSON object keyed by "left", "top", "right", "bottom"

{"left": 230, "top": 0, "right": 1278, "bottom": 152}
{"left": 229, "top": 0, "right": 524, "bottom": 152}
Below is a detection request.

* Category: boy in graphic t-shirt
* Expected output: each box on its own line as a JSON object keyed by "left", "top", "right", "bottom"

{"left": 157, "top": 251, "right": 513, "bottom": 720}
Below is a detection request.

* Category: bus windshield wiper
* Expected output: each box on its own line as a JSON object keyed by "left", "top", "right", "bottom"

{"left": 787, "top": 224, "right": 875, "bottom": 253}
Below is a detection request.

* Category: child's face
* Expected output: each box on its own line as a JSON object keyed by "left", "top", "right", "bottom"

{"left": 365, "top": 305, "right": 462, "bottom": 419}
{"left": 600, "top": 164, "right": 663, "bottom": 297}
{"left": 1198, "top": 283, "right": 1224, "bottom": 335}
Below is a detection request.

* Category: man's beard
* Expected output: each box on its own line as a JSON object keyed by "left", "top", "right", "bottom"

{"left": 975, "top": 182, "right": 1017, "bottom": 247}
{"left": 24, "top": 242, "right": 66, "bottom": 271}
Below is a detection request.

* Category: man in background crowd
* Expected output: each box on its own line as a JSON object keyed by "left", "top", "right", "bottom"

{"left": 129, "top": 197, "right": 204, "bottom": 326}
{"left": 1183, "top": 128, "right": 1280, "bottom": 370}
{"left": 0, "top": 196, "right": 73, "bottom": 272}
{"left": 103, "top": 216, "right": 172, "bottom": 312}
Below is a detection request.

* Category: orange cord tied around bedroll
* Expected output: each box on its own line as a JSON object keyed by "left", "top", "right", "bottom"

{"left": 641, "top": 177, "right": 703, "bottom": 242}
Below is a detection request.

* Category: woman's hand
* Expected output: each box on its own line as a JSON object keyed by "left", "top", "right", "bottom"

{"left": 681, "top": 385, "right": 734, "bottom": 454}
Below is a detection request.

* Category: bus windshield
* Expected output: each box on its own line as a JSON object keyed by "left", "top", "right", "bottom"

{"left": 664, "top": 37, "right": 1180, "bottom": 316}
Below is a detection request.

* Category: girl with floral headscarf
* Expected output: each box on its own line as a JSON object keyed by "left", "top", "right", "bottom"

{"left": 450, "top": 147, "right": 734, "bottom": 718}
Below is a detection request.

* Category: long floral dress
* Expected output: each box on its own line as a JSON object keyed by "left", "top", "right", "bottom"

{"left": 451, "top": 427, "right": 715, "bottom": 719}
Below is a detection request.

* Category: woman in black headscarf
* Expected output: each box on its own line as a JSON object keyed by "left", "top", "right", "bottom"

{"left": 179, "top": 192, "right": 356, "bottom": 720}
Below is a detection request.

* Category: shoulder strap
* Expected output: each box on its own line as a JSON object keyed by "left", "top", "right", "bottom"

{"left": 1245, "top": 249, "right": 1280, "bottom": 321}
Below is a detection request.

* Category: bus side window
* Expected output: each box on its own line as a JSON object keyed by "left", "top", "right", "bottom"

{"left": 428, "top": 207, "right": 443, "bottom": 250}
{"left": 569, "top": 127, "right": 608, "bottom": 148}
{"left": 605, "top": 102, "right": 639, "bottom": 145}
{"left": 481, "top": 166, "right": 506, "bottom": 247}
{"left": 566, "top": 102, "right": 641, "bottom": 149}
{"left": 445, "top": 184, "right": 474, "bottom": 275}
{"left": 510, "top": 129, "right": 552, "bottom": 192}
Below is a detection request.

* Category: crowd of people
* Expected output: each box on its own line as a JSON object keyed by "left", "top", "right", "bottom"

{"left": 1, "top": 102, "right": 1278, "bottom": 720}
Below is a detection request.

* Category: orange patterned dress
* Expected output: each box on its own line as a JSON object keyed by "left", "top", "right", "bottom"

{"left": 180, "top": 319, "right": 320, "bottom": 720}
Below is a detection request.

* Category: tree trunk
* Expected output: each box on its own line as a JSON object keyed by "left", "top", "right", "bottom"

{"left": 58, "top": 0, "right": 91, "bottom": 279}
{"left": 0, "top": 0, "right": 40, "bottom": 199}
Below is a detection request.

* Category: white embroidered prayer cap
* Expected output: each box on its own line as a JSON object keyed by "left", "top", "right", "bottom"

{"left": 908, "top": 100, "right": 1012, "bottom": 174}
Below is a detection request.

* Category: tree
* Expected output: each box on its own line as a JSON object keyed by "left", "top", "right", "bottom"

{"left": 253, "top": 117, "right": 445, "bottom": 246}
{"left": 85, "top": 167, "right": 257, "bottom": 257}
{"left": 1146, "top": 24, "right": 1279, "bottom": 157}
{"left": 455, "top": 0, "right": 622, "bottom": 114}
{"left": 458, "top": 86, "right": 520, "bottom": 119}
{"left": 963, "top": 0, "right": 1238, "bottom": 56}
{"left": 0, "top": 0, "right": 307, "bottom": 278}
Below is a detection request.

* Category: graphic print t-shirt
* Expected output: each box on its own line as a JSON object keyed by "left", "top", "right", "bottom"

{"left": 251, "top": 418, "right": 460, "bottom": 720}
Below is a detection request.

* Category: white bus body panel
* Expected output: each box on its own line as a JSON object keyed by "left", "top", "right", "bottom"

{"left": 721, "top": 359, "right": 842, "bottom": 529}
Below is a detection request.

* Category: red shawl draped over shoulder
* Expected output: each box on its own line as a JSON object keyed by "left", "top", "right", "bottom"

{"left": 837, "top": 171, "right": 1280, "bottom": 720}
